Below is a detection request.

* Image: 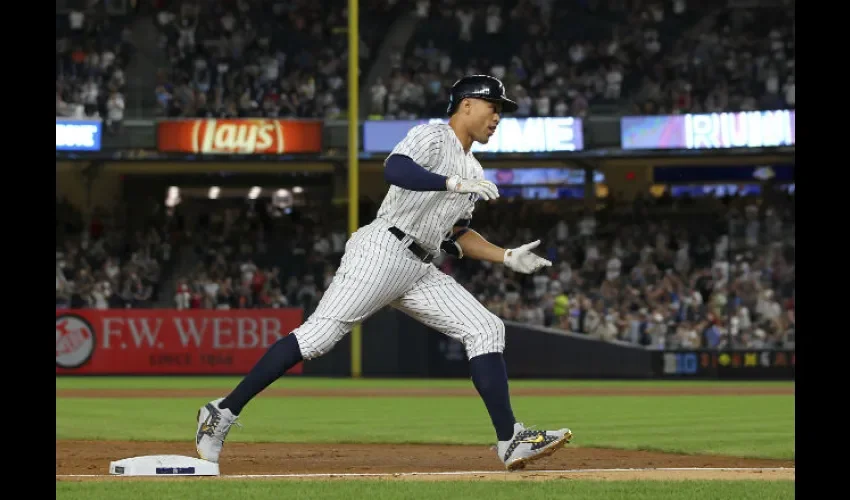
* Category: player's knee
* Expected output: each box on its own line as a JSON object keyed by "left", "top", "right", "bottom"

{"left": 490, "top": 317, "right": 506, "bottom": 351}
{"left": 293, "top": 317, "right": 350, "bottom": 360}
{"left": 465, "top": 314, "right": 506, "bottom": 358}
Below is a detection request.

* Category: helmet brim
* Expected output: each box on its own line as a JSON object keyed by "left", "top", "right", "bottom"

{"left": 496, "top": 97, "right": 519, "bottom": 113}
{"left": 468, "top": 96, "right": 519, "bottom": 114}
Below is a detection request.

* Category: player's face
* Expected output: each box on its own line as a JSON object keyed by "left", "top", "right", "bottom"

{"left": 468, "top": 99, "right": 502, "bottom": 144}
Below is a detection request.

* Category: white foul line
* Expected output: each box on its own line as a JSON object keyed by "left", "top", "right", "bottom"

{"left": 56, "top": 467, "right": 795, "bottom": 479}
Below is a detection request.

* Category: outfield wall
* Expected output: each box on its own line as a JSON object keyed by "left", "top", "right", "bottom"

{"left": 305, "top": 309, "right": 795, "bottom": 381}
{"left": 56, "top": 308, "right": 794, "bottom": 380}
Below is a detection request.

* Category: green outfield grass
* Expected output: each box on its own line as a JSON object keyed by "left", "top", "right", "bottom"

{"left": 56, "top": 378, "right": 794, "bottom": 459}
{"left": 55, "top": 376, "right": 795, "bottom": 390}
{"left": 55, "top": 479, "right": 796, "bottom": 500}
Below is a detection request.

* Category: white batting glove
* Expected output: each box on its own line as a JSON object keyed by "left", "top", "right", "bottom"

{"left": 503, "top": 240, "right": 553, "bottom": 274}
{"left": 446, "top": 175, "right": 500, "bottom": 201}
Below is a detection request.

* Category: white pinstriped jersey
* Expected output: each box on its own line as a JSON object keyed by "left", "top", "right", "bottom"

{"left": 376, "top": 123, "right": 483, "bottom": 253}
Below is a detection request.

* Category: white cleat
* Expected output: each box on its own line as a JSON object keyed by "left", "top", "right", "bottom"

{"left": 195, "top": 397, "right": 240, "bottom": 463}
{"left": 497, "top": 422, "right": 572, "bottom": 471}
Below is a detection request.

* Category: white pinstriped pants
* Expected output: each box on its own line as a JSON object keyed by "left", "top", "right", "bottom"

{"left": 294, "top": 217, "right": 505, "bottom": 360}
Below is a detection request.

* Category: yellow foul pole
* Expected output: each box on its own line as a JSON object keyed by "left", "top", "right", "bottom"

{"left": 347, "top": 0, "right": 362, "bottom": 378}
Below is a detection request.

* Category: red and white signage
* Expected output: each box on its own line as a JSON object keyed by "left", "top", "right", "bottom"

{"left": 157, "top": 119, "right": 323, "bottom": 155}
{"left": 56, "top": 309, "right": 304, "bottom": 375}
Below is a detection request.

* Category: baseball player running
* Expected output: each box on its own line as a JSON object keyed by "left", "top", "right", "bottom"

{"left": 196, "top": 75, "right": 573, "bottom": 471}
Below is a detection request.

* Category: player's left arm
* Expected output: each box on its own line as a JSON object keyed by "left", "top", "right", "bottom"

{"left": 443, "top": 224, "right": 552, "bottom": 274}
{"left": 446, "top": 225, "right": 504, "bottom": 262}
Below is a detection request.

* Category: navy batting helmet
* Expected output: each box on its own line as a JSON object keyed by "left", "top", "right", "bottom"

{"left": 446, "top": 75, "right": 518, "bottom": 116}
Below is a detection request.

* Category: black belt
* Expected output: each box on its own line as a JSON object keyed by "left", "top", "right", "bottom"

{"left": 388, "top": 226, "right": 435, "bottom": 263}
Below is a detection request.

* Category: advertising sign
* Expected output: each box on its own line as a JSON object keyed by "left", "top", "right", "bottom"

{"left": 56, "top": 119, "right": 103, "bottom": 151}
{"left": 621, "top": 110, "right": 795, "bottom": 150}
{"left": 363, "top": 117, "right": 584, "bottom": 153}
{"left": 55, "top": 309, "right": 304, "bottom": 375}
{"left": 653, "top": 164, "right": 795, "bottom": 183}
{"left": 483, "top": 167, "right": 603, "bottom": 186}
{"left": 157, "top": 119, "right": 323, "bottom": 154}
{"left": 657, "top": 349, "right": 795, "bottom": 380}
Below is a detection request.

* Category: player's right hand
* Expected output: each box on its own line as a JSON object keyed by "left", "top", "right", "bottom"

{"left": 446, "top": 175, "right": 500, "bottom": 201}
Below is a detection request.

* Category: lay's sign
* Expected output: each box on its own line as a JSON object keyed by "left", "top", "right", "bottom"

{"left": 157, "top": 119, "right": 323, "bottom": 155}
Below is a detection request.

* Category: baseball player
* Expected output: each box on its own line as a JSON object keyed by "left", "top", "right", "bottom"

{"left": 196, "top": 75, "right": 573, "bottom": 470}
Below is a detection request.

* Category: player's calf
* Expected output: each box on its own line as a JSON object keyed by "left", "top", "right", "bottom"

{"left": 470, "top": 352, "right": 515, "bottom": 442}
{"left": 217, "top": 333, "right": 304, "bottom": 416}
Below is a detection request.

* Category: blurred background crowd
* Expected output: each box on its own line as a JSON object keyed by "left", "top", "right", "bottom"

{"left": 443, "top": 190, "right": 795, "bottom": 351}
{"left": 57, "top": 0, "right": 795, "bottom": 124}
{"left": 56, "top": 4, "right": 134, "bottom": 132}
{"left": 56, "top": 195, "right": 175, "bottom": 310}
{"left": 381, "top": 0, "right": 795, "bottom": 118}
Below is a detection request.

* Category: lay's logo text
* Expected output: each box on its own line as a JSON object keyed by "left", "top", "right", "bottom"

{"left": 191, "top": 119, "right": 284, "bottom": 154}
{"left": 157, "top": 119, "right": 322, "bottom": 155}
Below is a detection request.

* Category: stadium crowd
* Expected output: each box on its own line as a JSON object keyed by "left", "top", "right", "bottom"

{"left": 151, "top": 0, "right": 400, "bottom": 119}
{"left": 442, "top": 190, "right": 795, "bottom": 351}
{"left": 56, "top": 6, "right": 134, "bottom": 132}
{"left": 56, "top": 197, "right": 175, "bottom": 310}
{"left": 57, "top": 1, "right": 795, "bottom": 123}
{"left": 160, "top": 187, "right": 794, "bottom": 352}
{"left": 369, "top": 0, "right": 796, "bottom": 118}
{"left": 172, "top": 199, "right": 349, "bottom": 318}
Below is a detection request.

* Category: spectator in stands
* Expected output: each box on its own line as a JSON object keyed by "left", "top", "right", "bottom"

{"left": 106, "top": 89, "right": 126, "bottom": 133}
{"left": 175, "top": 280, "right": 192, "bottom": 310}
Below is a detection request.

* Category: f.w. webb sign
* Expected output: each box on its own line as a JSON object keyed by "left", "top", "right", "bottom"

{"left": 55, "top": 309, "right": 303, "bottom": 375}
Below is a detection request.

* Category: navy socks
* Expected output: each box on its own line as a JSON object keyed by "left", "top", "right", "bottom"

{"left": 470, "top": 352, "right": 517, "bottom": 441}
{"left": 218, "top": 336, "right": 516, "bottom": 442}
{"left": 219, "top": 333, "right": 303, "bottom": 415}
